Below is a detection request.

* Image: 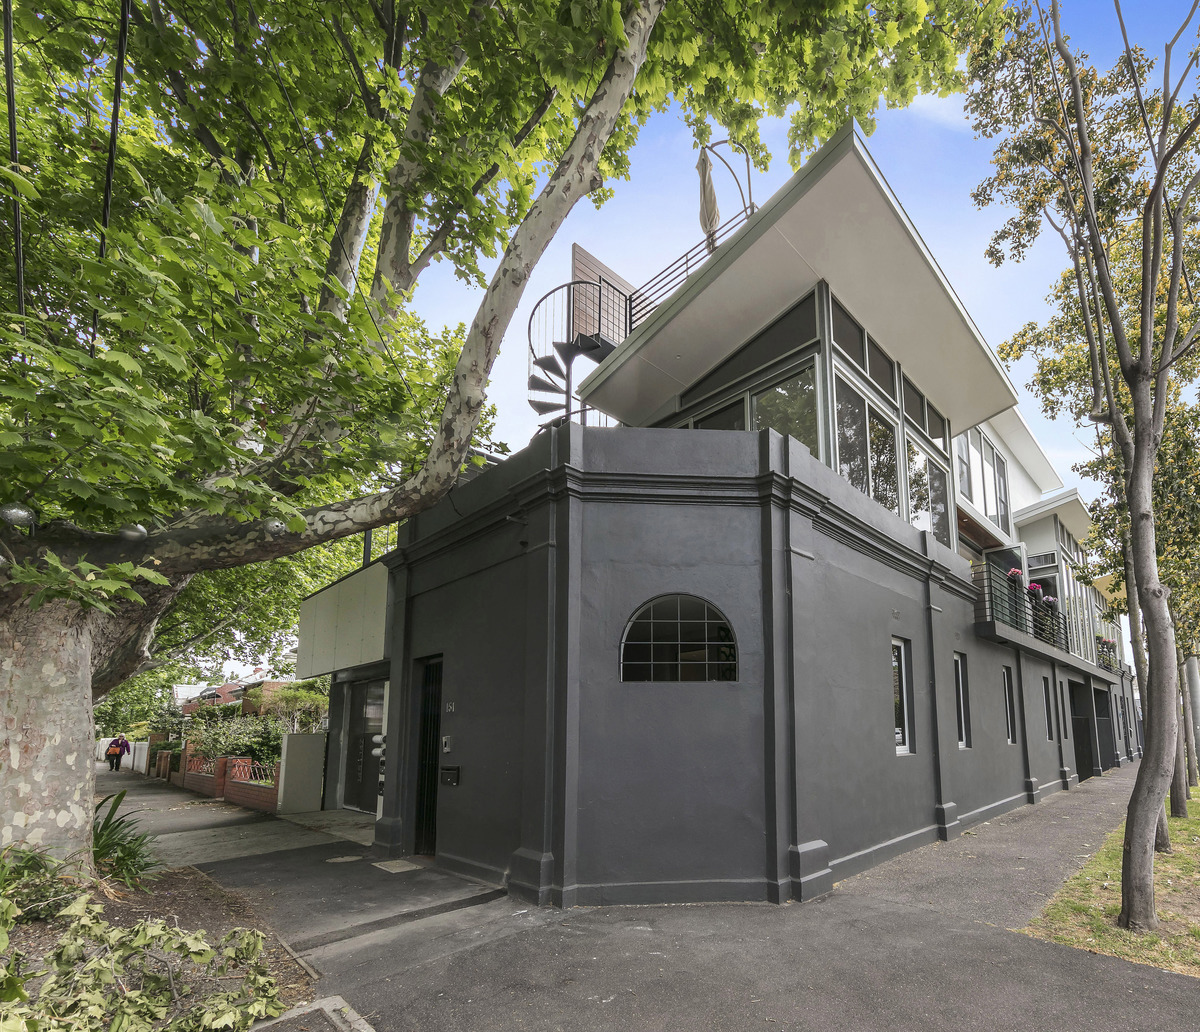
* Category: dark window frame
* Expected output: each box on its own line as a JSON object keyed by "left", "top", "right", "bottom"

{"left": 620, "top": 594, "right": 738, "bottom": 683}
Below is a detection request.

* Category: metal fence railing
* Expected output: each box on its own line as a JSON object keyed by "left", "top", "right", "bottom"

{"left": 973, "top": 562, "right": 1070, "bottom": 653}
{"left": 186, "top": 755, "right": 216, "bottom": 776}
{"left": 228, "top": 757, "right": 278, "bottom": 786}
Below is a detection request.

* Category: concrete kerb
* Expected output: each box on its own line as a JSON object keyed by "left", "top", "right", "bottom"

{"left": 253, "top": 996, "right": 376, "bottom": 1032}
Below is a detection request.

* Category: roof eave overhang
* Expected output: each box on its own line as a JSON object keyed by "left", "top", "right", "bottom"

{"left": 578, "top": 121, "right": 1018, "bottom": 432}
{"left": 1013, "top": 488, "right": 1091, "bottom": 542}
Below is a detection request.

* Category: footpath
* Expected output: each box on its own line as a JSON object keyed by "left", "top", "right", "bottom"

{"left": 100, "top": 761, "right": 1199, "bottom": 1032}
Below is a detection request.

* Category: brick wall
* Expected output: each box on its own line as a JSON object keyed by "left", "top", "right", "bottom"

{"left": 183, "top": 756, "right": 227, "bottom": 797}
{"left": 224, "top": 777, "right": 279, "bottom": 813}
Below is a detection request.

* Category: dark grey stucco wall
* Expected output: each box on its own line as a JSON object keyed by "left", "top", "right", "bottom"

{"left": 358, "top": 423, "right": 1132, "bottom": 907}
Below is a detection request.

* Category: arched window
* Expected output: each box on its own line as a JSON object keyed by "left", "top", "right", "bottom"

{"left": 620, "top": 595, "right": 737, "bottom": 682}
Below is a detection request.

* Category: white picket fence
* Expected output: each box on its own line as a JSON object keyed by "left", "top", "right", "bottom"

{"left": 93, "top": 737, "right": 150, "bottom": 774}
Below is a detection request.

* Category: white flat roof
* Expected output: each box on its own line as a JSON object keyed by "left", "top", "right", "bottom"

{"left": 579, "top": 121, "right": 1019, "bottom": 432}
{"left": 1014, "top": 487, "right": 1091, "bottom": 543}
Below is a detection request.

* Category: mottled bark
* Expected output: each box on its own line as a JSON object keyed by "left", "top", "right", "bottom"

{"left": 1117, "top": 400, "right": 1178, "bottom": 933}
{"left": 1123, "top": 529, "right": 1170, "bottom": 851}
{"left": 320, "top": 137, "right": 380, "bottom": 319}
{"left": 1182, "top": 661, "right": 1198, "bottom": 789}
{"left": 1, "top": 600, "right": 97, "bottom": 860}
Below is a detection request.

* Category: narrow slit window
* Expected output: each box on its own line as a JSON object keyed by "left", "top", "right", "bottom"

{"left": 1043, "top": 677, "right": 1054, "bottom": 740}
{"left": 893, "top": 639, "right": 913, "bottom": 754}
{"left": 954, "top": 653, "right": 971, "bottom": 748}
{"left": 1003, "top": 667, "right": 1017, "bottom": 744}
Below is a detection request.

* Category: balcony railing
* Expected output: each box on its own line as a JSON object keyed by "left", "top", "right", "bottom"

{"left": 973, "top": 563, "right": 1070, "bottom": 653}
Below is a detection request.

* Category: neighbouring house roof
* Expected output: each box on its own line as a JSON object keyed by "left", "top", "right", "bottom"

{"left": 578, "top": 120, "right": 1019, "bottom": 432}
{"left": 1013, "top": 487, "right": 1091, "bottom": 543}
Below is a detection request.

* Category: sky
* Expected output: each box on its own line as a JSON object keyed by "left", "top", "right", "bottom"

{"left": 404, "top": 1, "right": 1194, "bottom": 513}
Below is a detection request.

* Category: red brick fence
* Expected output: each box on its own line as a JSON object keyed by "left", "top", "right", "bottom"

{"left": 223, "top": 758, "right": 280, "bottom": 813}
{"left": 153, "top": 734, "right": 325, "bottom": 814}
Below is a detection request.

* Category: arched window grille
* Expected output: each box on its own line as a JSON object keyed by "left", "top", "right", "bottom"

{"left": 620, "top": 595, "right": 737, "bottom": 682}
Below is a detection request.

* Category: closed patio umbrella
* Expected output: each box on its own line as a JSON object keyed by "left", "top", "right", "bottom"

{"left": 697, "top": 148, "right": 720, "bottom": 253}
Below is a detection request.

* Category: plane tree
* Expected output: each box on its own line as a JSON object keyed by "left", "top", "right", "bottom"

{"left": 967, "top": 0, "right": 1200, "bottom": 930}
{"left": 1, "top": 0, "right": 992, "bottom": 859}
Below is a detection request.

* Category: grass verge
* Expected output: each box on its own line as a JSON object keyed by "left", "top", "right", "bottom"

{"left": 1023, "top": 791, "right": 1200, "bottom": 977}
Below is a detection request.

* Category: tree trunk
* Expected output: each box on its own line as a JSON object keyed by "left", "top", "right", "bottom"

{"left": 1182, "top": 666, "right": 1198, "bottom": 789}
{"left": 0, "top": 599, "right": 98, "bottom": 861}
{"left": 1117, "top": 424, "right": 1178, "bottom": 933}
{"left": 1122, "top": 529, "right": 1171, "bottom": 852}
{"left": 1171, "top": 668, "right": 1189, "bottom": 814}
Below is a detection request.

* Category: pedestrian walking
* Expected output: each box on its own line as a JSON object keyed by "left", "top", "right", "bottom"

{"left": 105, "top": 733, "right": 131, "bottom": 771}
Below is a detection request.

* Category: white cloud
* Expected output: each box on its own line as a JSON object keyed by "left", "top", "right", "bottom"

{"left": 901, "top": 92, "right": 972, "bottom": 133}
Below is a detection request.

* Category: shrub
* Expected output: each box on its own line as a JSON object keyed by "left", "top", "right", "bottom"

{"left": 92, "top": 792, "right": 161, "bottom": 888}
{"left": 0, "top": 848, "right": 81, "bottom": 924}
{"left": 188, "top": 715, "right": 288, "bottom": 764}
{"left": 1, "top": 894, "right": 284, "bottom": 1031}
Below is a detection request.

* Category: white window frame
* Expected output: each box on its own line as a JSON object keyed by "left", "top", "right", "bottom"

{"left": 954, "top": 653, "right": 970, "bottom": 749}
{"left": 893, "top": 638, "right": 913, "bottom": 755}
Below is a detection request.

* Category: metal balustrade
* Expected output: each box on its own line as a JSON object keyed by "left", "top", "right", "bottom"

{"left": 973, "top": 562, "right": 1070, "bottom": 653}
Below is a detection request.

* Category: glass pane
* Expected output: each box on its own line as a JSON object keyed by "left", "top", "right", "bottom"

{"left": 623, "top": 643, "right": 651, "bottom": 664}
{"left": 907, "top": 439, "right": 951, "bottom": 547}
{"left": 651, "top": 596, "right": 678, "bottom": 621}
{"left": 867, "top": 337, "right": 895, "bottom": 396}
{"left": 836, "top": 376, "right": 869, "bottom": 495}
{"left": 696, "top": 401, "right": 746, "bottom": 430}
{"left": 754, "top": 363, "right": 819, "bottom": 454}
{"left": 995, "top": 453, "right": 1010, "bottom": 534}
{"left": 868, "top": 409, "right": 900, "bottom": 515}
{"left": 832, "top": 298, "right": 864, "bottom": 366}
{"left": 902, "top": 377, "right": 925, "bottom": 429}
{"left": 982, "top": 439, "right": 998, "bottom": 522}
{"left": 893, "top": 643, "right": 907, "bottom": 749}
{"left": 906, "top": 438, "right": 931, "bottom": 533}
{"left": 955, "top": 435, "right": 971, "bottom": 499}
{"left": 969, "top": 428, "right": 985, "bottom": 504}
{"left": 679, "top": 596, "right": 706, "bottom": 621}
{"left": 927, "top": 405, "right": 946, "bottom": 450}
{"left": 928, "top": 460, "right": 951, "bottom": 547}
{"left": 363, "top": 683, "right": 385, "bottom": 734}
{"left": 626, "top": 619, "right": 652, "bottom": 643}
{"left": 623, "top": 663, "right": 651, "bottom": 681}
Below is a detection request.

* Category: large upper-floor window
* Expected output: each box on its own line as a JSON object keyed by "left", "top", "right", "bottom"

{"left": 835, "top": 376, "right": 900, "bottom": 515}
{"left": 754, "top": 360, "right": 819, "bottom": 455}
{"left": 906, "top": 438, "right": 951, "bottom": 545}
{"left": 956, "top": 427, "right": 1010, "bottom": 535}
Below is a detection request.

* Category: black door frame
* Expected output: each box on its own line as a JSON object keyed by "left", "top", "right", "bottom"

{"left": 414, "top": 658, "right": 443, "bottom": 855}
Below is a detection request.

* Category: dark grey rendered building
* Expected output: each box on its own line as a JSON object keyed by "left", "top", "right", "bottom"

{"left": 296, "top": 123, "right": 1140, "bottom": 907}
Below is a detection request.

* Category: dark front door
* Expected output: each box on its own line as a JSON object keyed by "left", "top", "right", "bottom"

{"left": 345, "top": 680, "right": 386, "bottom": 812}
{"left": 1069, "top": 681, "right": 1095, "bottom": 782}
{"left": 1094, "top": 687, "right": 1118, "bottom": 770}
{"left": 414, "top": 659, "right": 443, "bottom": 856}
